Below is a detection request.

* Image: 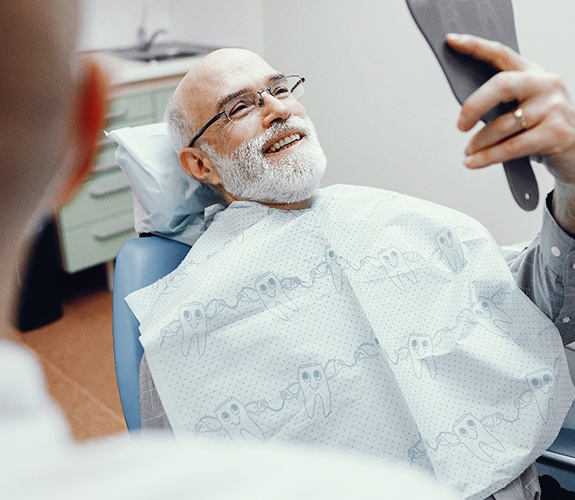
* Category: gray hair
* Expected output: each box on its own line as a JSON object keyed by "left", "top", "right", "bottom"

{"left": 164, "top": 92, "right": 225, "bottom": 200}
{"left": 164, "top": 93, "right": 196, "bottom": 152}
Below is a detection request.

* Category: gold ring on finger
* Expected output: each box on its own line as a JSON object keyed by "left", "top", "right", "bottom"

{"left": 514, "top": 107, "right": 527, "bottom": 130}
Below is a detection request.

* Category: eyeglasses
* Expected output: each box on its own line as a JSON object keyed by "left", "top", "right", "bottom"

{"left": 187, "top": 75, "right": 305, "bottom": 148}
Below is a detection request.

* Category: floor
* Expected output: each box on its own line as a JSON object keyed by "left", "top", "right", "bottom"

{"left": 19, "top": 266, "right": 128, "bottom": 440}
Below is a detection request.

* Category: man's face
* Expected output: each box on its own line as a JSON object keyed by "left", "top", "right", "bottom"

{"left": 185, "top": 50, "right": 326, "bottom": 204}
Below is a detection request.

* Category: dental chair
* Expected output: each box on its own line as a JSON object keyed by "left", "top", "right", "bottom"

{"left": 109, "top": 123, "right": 575, "bottom": 490}
{"left": 107, "top": 122, "right": 223, "bottom": 432}
{"left": 112, "top": 234, "right": 190, "bottom": 431}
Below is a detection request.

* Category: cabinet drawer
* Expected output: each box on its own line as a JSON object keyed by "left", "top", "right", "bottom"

{"left": 60, "top": 211, "right": 137, "bottom": 273}
{"left": 59, "top": 169, "right": 133, "bottom": 229}
{"left": 96, "top": 115, "right": 154, "bottom": 173}
{"left": 92, "top": 145, "right": 120, "bottom": 174}
{"left": 56, "top": 84, "right": 181, "bottom": 274}
{"left": 107, "top": 92, "right": 154, "bottom": 128}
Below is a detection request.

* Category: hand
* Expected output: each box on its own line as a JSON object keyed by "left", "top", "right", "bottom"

{"left": 447, "top": 33, "right": 575, "bottom": 232}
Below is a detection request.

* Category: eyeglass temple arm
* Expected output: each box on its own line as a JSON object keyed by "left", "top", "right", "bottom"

{"left": 188, "top": 111, "right": 225, "bottom": 148}
{"left": 291, "top": 77, "right": 305, "bottom": 93}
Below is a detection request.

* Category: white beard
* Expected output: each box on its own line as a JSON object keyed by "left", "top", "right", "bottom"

{"left": 201, "top": 115, "right": 327, "bottom": 205}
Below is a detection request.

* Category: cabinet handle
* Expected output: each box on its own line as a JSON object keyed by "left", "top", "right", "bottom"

{"left": 93, "top": 223, "right": 134, "bottom": 241}
{"left": 89, "top": 181, "right": 131, "bottom": 198}
{"left": 93, "top": 161, "right": 119, "bottom": 174}
{"left": 97, "top": 137, "right": 116, "bottom": 149}
{"left": 106, "top": 107, "right": 129, "bottom": 121}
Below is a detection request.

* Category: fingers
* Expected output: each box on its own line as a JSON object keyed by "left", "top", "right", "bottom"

{"left": 462, "top": 74, "right": 572, "bottom": 169}
{"left": 447, "top": 34, "right": 546, "bottom": 132}
{"left": 463, "top": 126, "right": 546, "bottom": 169}
{"left": 457, "top": 67, "right": 564, "bottom": 132}
{"left": 462, "top": 98, "right": 573, "bottom": 170}
{"left": 463, "top": 100, "right": 541, "bottom": 158}
{"left": 447, "top": 34, "right": 575, "bottom": 198}
{"left": 446, "top": 33, "right": 528, "bottom": 73}
{"left": 457, "top": 71, "right": 550, "bottom": 132}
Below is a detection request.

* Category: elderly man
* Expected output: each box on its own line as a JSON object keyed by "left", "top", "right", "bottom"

{"left": 0, "top": 0, "right": 457, "bottom": 498}
{"left": 127, "top": 38, "right": 575, "bottom": 500}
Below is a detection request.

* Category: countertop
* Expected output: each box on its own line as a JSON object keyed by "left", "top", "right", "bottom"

{"left": 85, "top": 51, "right": 205, "bottom": 87}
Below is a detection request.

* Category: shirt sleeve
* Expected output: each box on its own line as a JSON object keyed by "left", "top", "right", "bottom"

{"left": 504, "top": 192, "right": 575, "bottom": 346}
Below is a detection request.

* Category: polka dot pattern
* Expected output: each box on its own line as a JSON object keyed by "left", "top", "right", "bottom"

{"left": 128, "top": 185, "right": 574, "bottom": 500}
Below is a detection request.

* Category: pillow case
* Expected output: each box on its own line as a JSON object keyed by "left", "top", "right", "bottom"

{"left": 106, "top": 122, "right": 224, "bottom": 246}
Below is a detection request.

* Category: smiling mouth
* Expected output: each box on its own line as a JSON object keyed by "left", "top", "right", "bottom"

{"left": 265, "top": 133, "right": 302, "bottom": 154}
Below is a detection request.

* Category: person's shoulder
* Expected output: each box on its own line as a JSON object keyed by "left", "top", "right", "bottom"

{"left": 318, "top": 183, "right": 425, "bottom": 209}
{"left": 318, "top": 184, "right": 488, "bottom": 231}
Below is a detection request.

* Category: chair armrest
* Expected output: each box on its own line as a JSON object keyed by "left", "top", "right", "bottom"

{"left": 112, "top": 235, "right": 190, "bottom": 431}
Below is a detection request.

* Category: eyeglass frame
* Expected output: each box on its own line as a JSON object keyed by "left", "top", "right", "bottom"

{"left": 186, "top": 74, "right": 305, "bottom": 148}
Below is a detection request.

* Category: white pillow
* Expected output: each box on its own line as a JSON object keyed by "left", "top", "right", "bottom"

{"left": 106, "top": 122, "right": 224, "bottom": 246}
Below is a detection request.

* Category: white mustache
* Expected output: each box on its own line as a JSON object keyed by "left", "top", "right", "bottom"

{"left": 246, "top": 116, "right": 314, "bottom": 151}
{"left": 202, "top": 114, "right": 327, "bottom": 204}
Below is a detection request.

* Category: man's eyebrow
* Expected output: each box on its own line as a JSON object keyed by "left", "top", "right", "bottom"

{"left": 216, "top": 73, "right": 286, "bottom": 110}
{"left": 269, "top": 73, "right": 286, "bottom": 82}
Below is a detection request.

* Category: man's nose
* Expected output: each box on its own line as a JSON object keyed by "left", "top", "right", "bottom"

{"left": 258, "top": 92, "right": 291, "bottom": 128}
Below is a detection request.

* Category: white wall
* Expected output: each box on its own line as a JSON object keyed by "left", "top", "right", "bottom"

{"left": 263, "top": 0, "right": 575, "bottom": 244}
{"left": 78, "top": 0, "right": 264, "bottom": 53}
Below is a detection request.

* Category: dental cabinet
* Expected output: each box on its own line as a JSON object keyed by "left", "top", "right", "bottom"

{"left": 56, "top": 54, "right": 202, "bottom": 276}
{"left": 57, "top": 55, "right": 206, "bottom": 273}
{"left": 58, "top": 84, "right": 173, "bottom": 274}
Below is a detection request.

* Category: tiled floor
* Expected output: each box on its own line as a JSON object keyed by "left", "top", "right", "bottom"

{"left": 19, "top": 267, "right": 127, "bottom": 440}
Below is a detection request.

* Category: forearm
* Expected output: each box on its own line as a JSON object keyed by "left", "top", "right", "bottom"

{"left": 551, "top": 182, "right": 575, "bottom": 237}
{"left": 506, "top": 191, "right": 575, "bottom": 345}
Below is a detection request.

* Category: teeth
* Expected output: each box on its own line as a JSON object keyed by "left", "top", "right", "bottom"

{"left": 267, "top": 133, "right": 301, "bottom": 153}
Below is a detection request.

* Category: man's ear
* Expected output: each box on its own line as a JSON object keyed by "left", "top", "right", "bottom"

{"left": 179, "top": 147, "right": 222, "bottom": 186}
{"left": 57, "top": 58, "right": 108, "bottom": 205}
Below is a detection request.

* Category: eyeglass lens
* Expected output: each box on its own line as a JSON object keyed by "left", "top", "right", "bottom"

{"left": 224, "top": 76, "right": 304, "bottom": 121}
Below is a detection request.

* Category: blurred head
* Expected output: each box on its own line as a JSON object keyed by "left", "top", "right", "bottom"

{"left": 166, "top": 48, "right": 326, "bottom": 209}
{"left": 0, "top": 0, "right": 107, "bottom": 338}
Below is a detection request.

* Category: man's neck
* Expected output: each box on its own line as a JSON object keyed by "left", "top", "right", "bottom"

{"left": 262, "top": 199, "right": 313, "bottom": 210}
{"left": 220, "top": 189, "right": 313, "bottom": 210}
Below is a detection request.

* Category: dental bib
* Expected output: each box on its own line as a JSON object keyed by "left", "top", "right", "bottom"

{"left": 127, "top": 185, "right": 574, "bottom": 500}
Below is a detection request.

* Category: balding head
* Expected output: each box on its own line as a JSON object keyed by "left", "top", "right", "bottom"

{"left": 185, "top": 49, "right": 271, "bottom": 89}
{"left": 166, "top": 48, "right": 278, "bottom": 150}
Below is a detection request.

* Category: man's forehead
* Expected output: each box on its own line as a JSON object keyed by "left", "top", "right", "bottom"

{"left": 186, "top": 49, "right": 278, "bottom": 110}
{"left": 201, "top": 48, "right": 275, "bottom": 79}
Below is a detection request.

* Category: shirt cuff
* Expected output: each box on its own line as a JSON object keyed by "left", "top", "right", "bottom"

{"left": 541, "top": 191, "right": 575, "bottom": 339}
{"left": 542, "top": 192, "right": 575, "bottom": 276}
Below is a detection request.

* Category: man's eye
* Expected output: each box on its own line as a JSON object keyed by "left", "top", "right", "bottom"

{"left": 271, "top": 84, "right": 290, "bottom": 97}
{"left": 228, "top": 99, "right": 254, "bottom": 118}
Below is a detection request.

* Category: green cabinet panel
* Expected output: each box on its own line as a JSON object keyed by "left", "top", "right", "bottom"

{"left": 59, "top": 169, "right": 133, "bottom": 229}
{"left": 57, "top": 83, "right": 181, "bottom": 273}
{"left": 107, "top": 92, "right": 154, "bottom": 127}
{"left": 60, "top": 211, "right": 138, "bottom": 273}
{"left": 95, "top": 116, "right": 154, "bottom": 173}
